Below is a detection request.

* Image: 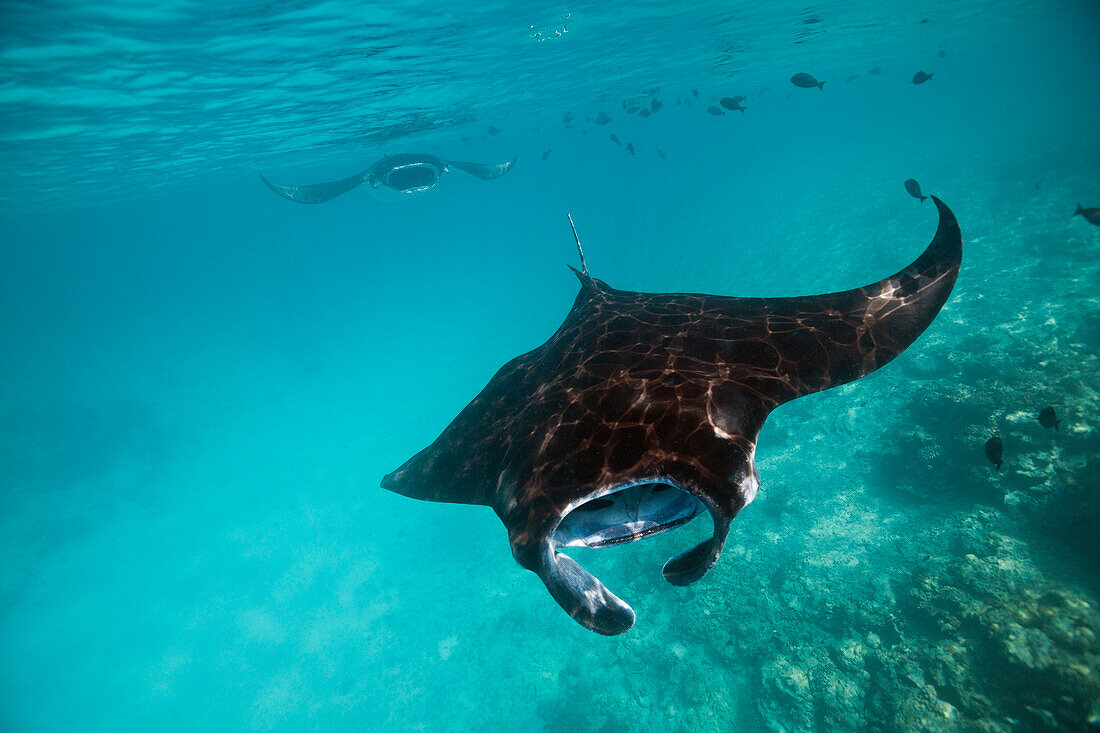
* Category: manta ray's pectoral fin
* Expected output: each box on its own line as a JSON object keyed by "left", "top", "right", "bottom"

{"left": 537, "top": 548, "right": 636, "bottom": 635}
{"left": 447, "top": 157, "right": 517, "bottom": 180}
{"left": 261, "top": 169, "right": 371, "bottom": 204}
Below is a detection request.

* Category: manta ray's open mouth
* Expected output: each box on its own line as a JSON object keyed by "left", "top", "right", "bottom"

{"left": 553, "top": 482, "right": 707, "bottom": 549}
{"left": 383, "top": 163, "right": 440, "bottom": 193}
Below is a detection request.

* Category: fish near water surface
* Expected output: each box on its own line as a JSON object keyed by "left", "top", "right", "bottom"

{"left": 905, "top": 179, "right": 928, "bottom": 203}
{"left": 791, "top": 72, "right": 825, "bottom": 89}
{"left": 382, "top": 198, "right": 963, "bottom": 635}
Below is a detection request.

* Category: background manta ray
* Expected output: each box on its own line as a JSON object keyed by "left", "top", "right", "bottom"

{"left": 261, "top": 153, "right": 516, "bottom": 203}
{"left": 383, "top": 197, "right": 962, "bottom": 635}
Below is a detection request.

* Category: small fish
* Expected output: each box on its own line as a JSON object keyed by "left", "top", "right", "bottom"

{"left": 626, "top": 142, "right": 635, "bottom": 156}
{"left": 1038, "top": 407, "right": 1060, "bottom": 430}
{"left": 1074, "top": 203, "right": 1100, "bottom": 226}
{"left": 845, "top": 75, "right": 858, "bottom": 82}
{"left": 541, "top": 149, "right": 552, "bottom": 161}
{"left": 938, "top": 49, "right": 946, "bottom": 58}
{"left": 758, "top": 86, "right": 770, "bottom": 95}
{"left": 488, "top": 125, "right": 502, "bottom": 135}
{"left": 650, "top": 98, "right": 662, "bottom": 112}
{"left": 912, "top": 71, "right": 934, "bottom": 84}
{"left": 691, "top": 89, "right": 699, "bottom": 97}
{"left": 707, "top": 105, "right": 724, "bottom": 115}
{"left": 984, "top": 437, "right": 1003, "bottom": 472}
{"left": 639, "top": 108, "right": 651, "bottom": 118}
{"left": 904, "top": 179, "right": 928, "bottom": 203}
{"left": 563, "top": 112, "right": 574, "bottom": 128}
{"left": 791, "top": 73, "right": 825, "bottom": 90}
{"left": 869, "top": 67, "right": 882, "bottom": 75}
{"left": 656, "top": 149, "right": 667, "bottom": 159}
{"left": 595, "top": 111, "right": 613, "bottom": 125}
{"left": 609, "top": 134, "right": 621, "bottom": 146}
{"left": 719, "top": 97, "right": 746, "bottom": 113}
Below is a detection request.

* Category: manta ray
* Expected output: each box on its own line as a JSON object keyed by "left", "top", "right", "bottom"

{"left": 382, "top": 198, "right": 962, "bottom": 635}
{"left": 261, "top": 153, "right": 515, "bottom": 204}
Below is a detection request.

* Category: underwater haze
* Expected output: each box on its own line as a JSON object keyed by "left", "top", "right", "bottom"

{"left": 2, "top": 1, "right": 1099, "bottom": 730}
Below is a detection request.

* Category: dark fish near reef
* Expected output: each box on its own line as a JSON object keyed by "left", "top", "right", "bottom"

{"left": 912, "top": 71, "right": 934, "bottom": 84}
{"left": 870, "top": 67, "right": 882, "bottom": 75}
{"left": 1038, "top": 407, "right": 1060, "bottom": 430}
{"left": 381, "top": 197, "right": 963, "bottom": 635}
{"left": 541, "top": 150, "right": 552, "bottom": 161}
{"left": 595, "top": 111, "right": 613, "bottom": 125}
{"left": 261, "top": 154, "right": 516, "bottom": 204}
{"left": 846, "top": 75, "right": 858, "bottom": 82}
{"left": 563, "top": 112, "right": 574, "bottom": 127}
{"left": 707, "top": 105, "right": 724, "bottom": 115}
{"left": 609, "top": 134, "right": 621, "bottom": 146}
{"left": 656, "top": 149, "right": 667, "bottom": 159}
{"left": 692, "top": 89, "right": 699, "bottom": 97}
{"left": 639, "top": 109, "right": 651, "bottom": 118}
{"left": 905, "top": 178, "right": 928, "bottom": 203}
{"left": 719, "top": 97, "right": 746, "bottom": 114}
{"left": 938, "top": 49, "right": 946, "bottom": 58}
{"left": 1074, "top": 204, "right": 1100, "bottom": 226}
{"left": 488, "top": 125, "right": 502, "bottom": 135}
{"left": 651, "top": 98, "right": 662, "bottom": 113}
{"left": 626, "top": 142, "right": 635, "bottom": 156}
{"left": 985, "top": 437, "right": 1004, "bottom": 471}
{"left": 791, "top": 73, "right": 825, "bottom": 89}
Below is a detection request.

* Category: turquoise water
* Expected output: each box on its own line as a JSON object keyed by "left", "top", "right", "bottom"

{"left": 2, "top": 1, "right": 1099, "bottom": 730}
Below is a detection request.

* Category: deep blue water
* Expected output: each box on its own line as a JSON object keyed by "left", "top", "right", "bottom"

{"left": 2, "top": 2, "right": 1099, "bottom": 731}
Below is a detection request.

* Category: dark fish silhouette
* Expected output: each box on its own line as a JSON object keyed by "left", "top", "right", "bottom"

{"left": 1038, "top": 407, "right": 1060, "bottom": 430}
{"left": 541, "top": 150, "right": 552, "bottom": 161}
{"left": 869, "top": 67, "right": 882, "bottom": 75}
{"left": 651, "top": 98, "right": 662, "bottom": 113}
{"left": 261, "top": 154, "right": 516, "bottom": 204}
{"left": 1074, "top": 204, "right": 1100, "bottom": 226}
{"left": 595, "top": 112, "right": 613, "bottom": 125}
{"left": 639, "top": 109, "right": 651, "bottom": 118}
{"left": 382, "top": 198, "right": 962, "bottom": 635}
{"left": 563, "top": 112, "right": 574, "bottom": 128}
{"left": 707, "top": 105, "right": 724, "bottom": 115}
{"left": 912, "top": 71, "right": 934, "bottom": 84}
{"left": 656, "top": 149, "right": 667, "bottom": 159}
{"left": 985, "top": 437, "right": 1003, "bottom": 471}
{"left": 719, "top": 97, "right": 746, "bottom": 114}
{"left": 488, "top": 125, "right": 502, "bottom": 135}
{"left": 937, "top": 49, "right": 946, "bottom": 58}
{"left": 626, "top": 142, "right": 635, "bottom": 156}
{"left": 845, "top": 75, "right": 858, "bottom": 82}
{"left": 905, "top": 179, "right": 928, "bottom": 203}
{"left": 609, "top": 134, "right": 621, "bottom": 146}
{"left": 791, "top": 73, "right": 825, "bottom": 90}
{"left": 691, "top": 89, "right": 699, "bottom": 97}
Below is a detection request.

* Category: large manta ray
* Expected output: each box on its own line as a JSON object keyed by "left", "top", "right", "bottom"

{"left": 382, "top": 197, "right": 962, "bottom": 635}
{"left": 261, "top": 153, "right": 515, "bottom": 204}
